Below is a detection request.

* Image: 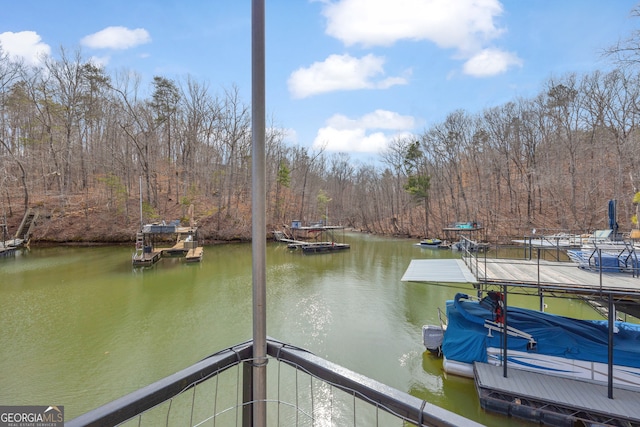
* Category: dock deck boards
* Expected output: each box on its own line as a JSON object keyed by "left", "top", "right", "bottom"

{"left": 475, "top": 362, "right": 640, "bottom": 424}
{"left": 185, "top": 247, "right": 203, "bottom": 262}
{"left": 132, "top": 250, "right": 162, "bottom": 267}
{"left": 402, "top": 258, "right": 640, "bottom": 295}
{"left": 474, "top": 257, "right": 640, "bottom": 294}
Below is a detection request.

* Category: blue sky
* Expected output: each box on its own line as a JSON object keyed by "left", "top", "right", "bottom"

{"left": 1, "top": 1, "right": 638, "bottom": 164}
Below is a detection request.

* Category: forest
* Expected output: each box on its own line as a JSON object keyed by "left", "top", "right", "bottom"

{"left": 1, "top": 44, "right": 640, "bottom": 244}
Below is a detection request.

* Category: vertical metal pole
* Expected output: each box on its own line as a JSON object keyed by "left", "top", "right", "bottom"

{"left": 539, "top": 291, "right": 544, "bottom": 312}
{"left": 139, "top": 176, "right": 143, "bottom": 229}
{"left": 251, "top": 0, "right": 267, "bottom": 425}
{"left": 537, "top": 248, "right": 544, "bottom": 311}
{"left": 608, "top": 294, "right": 614, "bottom": 399}
{"left": 502, "top": 284, "right": 508, "bottom": 378}
{"left": 599, "top": 249, "right": 603, "bottom": 290}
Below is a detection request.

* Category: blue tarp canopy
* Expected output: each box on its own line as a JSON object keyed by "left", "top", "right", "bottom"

{"left": 442, "top": 293, "right": 640, "bottom": 368}
{"left": 609, "top": 199, "right": 619, "bottom": 235}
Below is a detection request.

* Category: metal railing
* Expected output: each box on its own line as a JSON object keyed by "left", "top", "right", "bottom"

{"left": 67, "top": 338, "right": 483, "bottom": 427}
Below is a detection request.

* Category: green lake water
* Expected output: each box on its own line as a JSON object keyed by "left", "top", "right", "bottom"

{"left": 0, "top": 233, "right": 599, "bottom": 425}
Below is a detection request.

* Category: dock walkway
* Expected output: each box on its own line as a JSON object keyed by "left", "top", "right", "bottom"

{"left": 402, "top": 257, "right": 640, "bottom": 295}
{"left": 475, "top": 362, "right": 640, "bottom": 426}
{"left": 473, "top": 257, "right": 640, "bottom": 294}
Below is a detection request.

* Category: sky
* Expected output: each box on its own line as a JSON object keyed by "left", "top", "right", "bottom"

{"left": 1, "top": 0, "right": 639, "bottom": 164}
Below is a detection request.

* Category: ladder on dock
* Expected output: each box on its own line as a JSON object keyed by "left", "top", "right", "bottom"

{"left": 134, "top": 232, "right": 144, "bottom": 258}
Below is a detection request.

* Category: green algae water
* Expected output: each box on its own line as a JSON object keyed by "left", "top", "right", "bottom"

{"left": 0, "top": 234, "right": 597, "bottom": 425}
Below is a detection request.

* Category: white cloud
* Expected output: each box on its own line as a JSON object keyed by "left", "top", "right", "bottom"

{"left": 87, "top": 55, "right": 111, "bottom": 68}
{"left": 281, "top": 127, "right": 299, "bottom": 145}
{"left": 313, "top": 110, "right": 416, "bottom": 153}
{"left": 463, "top": 48, "right": 522, "bottom": 77}
{"left": 0, "top": 31, "right": 50, "bottom": 66}
{"left": 322, "top": 0, "right": 504, "bottom": 51}
{"left": 321, "top": 0, "right": 522, "bottom": 77}
{"left": 81, "top": 26, "right": 151, "bottom": 50}
{"left": 288, "top": 53, "right": 408, "bottom": 98}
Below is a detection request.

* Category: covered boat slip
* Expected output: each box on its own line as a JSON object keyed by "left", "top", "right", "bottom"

{"left": 274, "top": 221, "right": 351, "bottom": 254}
{"left": 132, "top": 223, "right": 203, "bottom": 266}
{"left": 402, "top": 255, "right": 640, "bottom": 425}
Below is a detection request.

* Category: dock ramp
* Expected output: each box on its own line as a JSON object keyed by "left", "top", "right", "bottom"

{"left": 401, "top": 259, "right": 478, "bottom": 284}
{"left": 15, "top": 208, "right": 38, "bottom": 241}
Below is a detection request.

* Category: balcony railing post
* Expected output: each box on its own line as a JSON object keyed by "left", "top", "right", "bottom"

{"left": 242, "top": 360, "right": 253, "bottom": 427}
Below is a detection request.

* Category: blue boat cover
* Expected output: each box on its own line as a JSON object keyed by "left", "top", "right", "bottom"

{"left": 442, "top": 293, "right": 640, "bottom": 368}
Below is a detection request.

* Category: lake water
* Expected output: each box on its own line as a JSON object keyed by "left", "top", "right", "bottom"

{"left": 0, "top": 233, "right": 596, "bottom": 425}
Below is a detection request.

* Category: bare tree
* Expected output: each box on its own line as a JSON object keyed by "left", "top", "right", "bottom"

{"left": 604, "top": 6, "right": 640, "bottom": 69}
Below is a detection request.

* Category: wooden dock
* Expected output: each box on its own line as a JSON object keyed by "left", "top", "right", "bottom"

{"left": 132, "top": 224, "right": 203, "bottom": 266}
{"left": 185, "top": 247, "right": 203, "bottom": 262}
{"left": 274, "top": 223, "right": 350, "bottom": 254}
{"left": 474, "top": 362, "right": 640, "bottom": 426}
{"left": 280, "top": 238, "right": 351, "bottom": 254}
{"left": 161, "top": 240, "right": 190, "bottom": 257}
{"left": 0, "top": 246, "right": 17, "bottom": 257}
{"left": 299, "top": 242, "right": 350, "bottom": 254}
{"left": 132, "top": 249, "right": 162, "bottom": 267}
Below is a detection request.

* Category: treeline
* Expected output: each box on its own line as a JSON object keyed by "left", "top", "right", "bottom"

{"left": 1, "top": 47, "right": 639, "bottom": 242}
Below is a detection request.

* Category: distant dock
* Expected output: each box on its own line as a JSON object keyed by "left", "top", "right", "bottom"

{"left": 132, "top": 222, "right": 203, "bottom": 267}
{"left": 1, "top": 211, "right": 32, "bottom": 257}
{"left": 274, "top": 221, "right": 350, "bottom": 254}
{"left": 291, "top": 241, "right": 350, "bottom": 254}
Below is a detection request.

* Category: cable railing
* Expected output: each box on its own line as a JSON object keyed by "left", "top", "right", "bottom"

{"left": 67, "top": 338, "right": 483, "bottom": 427}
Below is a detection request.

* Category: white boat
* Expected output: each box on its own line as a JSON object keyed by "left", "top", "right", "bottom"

{"left": 423, "top": 292, "right": 640, "bottom": 390}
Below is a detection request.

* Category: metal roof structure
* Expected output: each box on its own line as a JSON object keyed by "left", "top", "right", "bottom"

{"left": 401, "top": 259, "right": 478, "bottom": 284}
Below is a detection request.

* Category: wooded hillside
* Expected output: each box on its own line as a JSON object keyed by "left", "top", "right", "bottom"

{"left": 1, "top": 47, "right": 640, "bottom": 244}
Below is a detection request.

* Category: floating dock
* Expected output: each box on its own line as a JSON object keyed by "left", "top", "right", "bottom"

{"left": 185, "top": 246, "right": 203, "bottom": 262}
{"left": 0, "top": 246, "right": 17, "bottom": 258}
{"left": 1, "top": 216, "right": 26, "bottom": 257}
{"left": 160, "top": 239, "right": 190, "bottom": 257}
{"left": 131, "top": 249, "right": 162, "bottom": 267}
{"left": 297, "top": 242, "right": 350, "bottom": 254}
{"left": 474, "top": 362, "right": 640, "bottom": 426}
